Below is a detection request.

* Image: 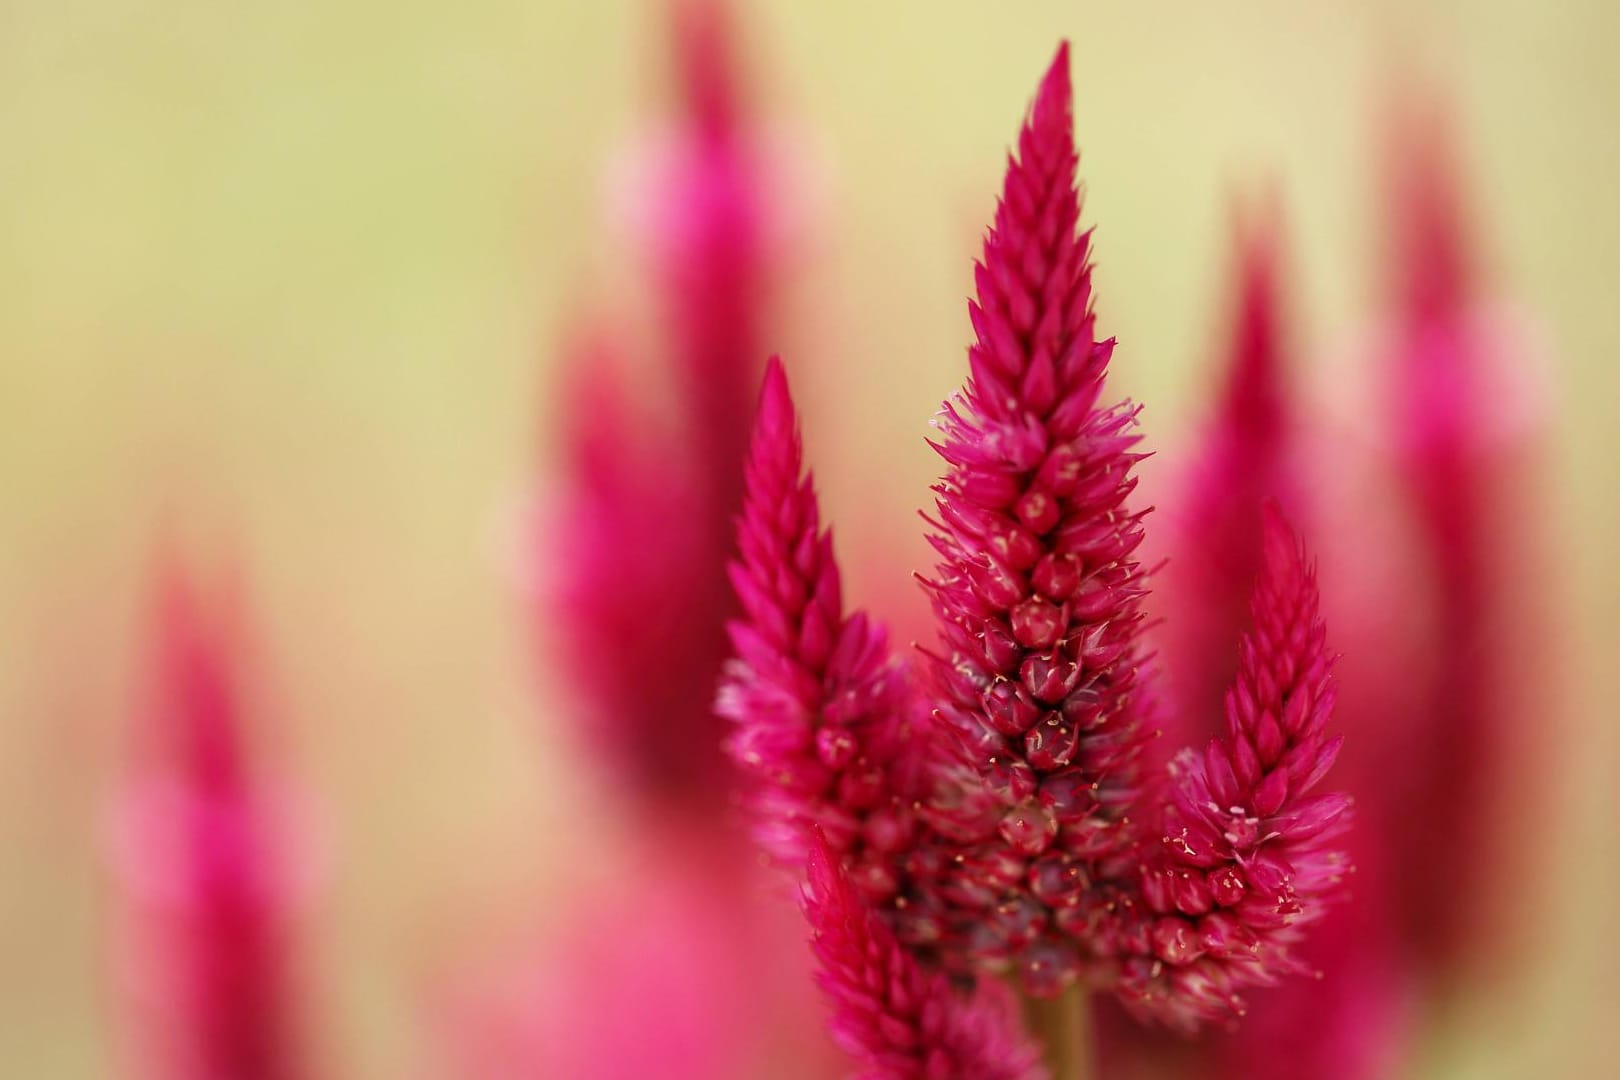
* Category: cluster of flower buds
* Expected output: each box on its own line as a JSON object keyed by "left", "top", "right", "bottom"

{"left": 717, "top": 42, "right": 1354, "bottom": 1057}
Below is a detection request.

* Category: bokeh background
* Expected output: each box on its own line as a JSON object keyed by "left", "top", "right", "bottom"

{"left": 2, "top": 1, "right": 1616, "bottom": 1075}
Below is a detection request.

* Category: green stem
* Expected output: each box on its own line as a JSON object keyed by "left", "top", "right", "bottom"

{"left": 1023, "top": 987, "right": 1092, "bottom": 1080}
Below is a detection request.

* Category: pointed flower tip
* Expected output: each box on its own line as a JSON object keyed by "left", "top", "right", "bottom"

{"left": 673, "top": 0, "right": 742, "bottom": 135}
{"left": 756, "top": 354, "right": 795, "bottom": 432}
{"left": 802, "top": 827, "right": 842, "bottom": 908}
{"left": 1259, "top": 500, "right": 1305, "bottom": 571}
{"left": 1034, "top": 41, "right": 1073, "bottom": 123}
{"left": 147, "top": 560, "right": 247, "bottom": 787}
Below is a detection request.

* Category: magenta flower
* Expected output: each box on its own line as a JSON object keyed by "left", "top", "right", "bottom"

{"left": 719, "top": 42, "right": 1353, "bottom": 1057}
{"left": 433, "top": 833, "right": 787, "bottom": 1080}
{"left": 802, "top": 832, "right": 1047, "bottom": 1080}
{"left": 109, "top": 568, "right": 308, "bottom": 1080}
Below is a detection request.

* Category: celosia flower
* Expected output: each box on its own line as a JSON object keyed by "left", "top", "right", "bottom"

{"left": 109, "top": 568, "right": 307, "bottom": 1080}
{"left": 802, "top": 832, "right": 1047, "bottom": 1080}
{"left": 719, "top": 40, "right": 1352, "bottom": 1040}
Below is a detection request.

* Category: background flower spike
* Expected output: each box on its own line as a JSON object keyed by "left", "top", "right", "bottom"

{"left": 110, "top": 562, "right": 309, "bottom": 1080}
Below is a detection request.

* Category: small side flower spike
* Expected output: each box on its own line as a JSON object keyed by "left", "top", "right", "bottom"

{"left": 717, "top": 358, "right": 914, "bottom": 896}
{"left": 1123, "top": 505, "right": 1352, "bottom": 1029}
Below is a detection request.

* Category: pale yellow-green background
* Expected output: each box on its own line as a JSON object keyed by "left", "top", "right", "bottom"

{"left": 2, "top": 2, "right": 1615, "bottom": 1076}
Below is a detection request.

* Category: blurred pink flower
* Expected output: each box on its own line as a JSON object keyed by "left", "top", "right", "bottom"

{"left": 1150, "top": 209, "right": 1303, "bottom": 760}
{"left": 109, "top": 567, "right": 311, "bottom": 1080}
{"left": 434, "top": 831, "right": 787, "bottom": 1080}
{"left": 1371, "top": 97, "right": 1552, "bottom": 988}
{"left": 540, "top": 0, "right": 791, "bottom": 811}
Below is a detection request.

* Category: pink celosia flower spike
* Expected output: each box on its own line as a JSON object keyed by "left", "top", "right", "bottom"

{"left": 717, "top": 357, "right": 912, "bottom": 892}
{"left": 802, "top": 832, "right": 1047, "bottom": 1080}
{"left": 112, "top": 567, "right": 306, "bottom": 1080}
{"left": 1121, "top": 505, "right": 1352, "bottom": 1029}
{"left": 915, "top": 40, "right": 1155, "bottom": 991}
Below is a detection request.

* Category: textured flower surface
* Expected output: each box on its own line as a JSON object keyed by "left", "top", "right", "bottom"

{"left": 907, "top": 41, "right": 1156, "bottom": 996}
{"left": 802, "top": 832, "right": 1047, "bottom": 1080}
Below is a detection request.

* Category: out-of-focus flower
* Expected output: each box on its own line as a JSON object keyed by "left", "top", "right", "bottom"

{"left": 548, "top": 326, "right": 725, "bottom": 806}
{"left": 433, "top": 829, "right": 786, "bottom": 1080}
{"left": 465, "top": 6, "right": 836, "bottom": 1077}
{"left": 801, "top": 832, "right": 1047, "bottom": 1080}
{"left": 540, "top": 0, "right": 788, "bottom": 812}
{"left": 109, "top": 566, "right": 310, "bottom": 1080}
{"left": 1372, "top": 101, "right": 1551, "bottom": 987}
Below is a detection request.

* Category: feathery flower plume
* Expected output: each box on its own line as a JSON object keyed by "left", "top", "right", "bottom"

{"left": 110, "top": 567, "right": 307, "bottom": 1080}
{"left": 802, "top": 832, "right": 1047, "bottom": 1080}
{"left": 1121, "top": 506, "right": 1350, "bottom": 1029}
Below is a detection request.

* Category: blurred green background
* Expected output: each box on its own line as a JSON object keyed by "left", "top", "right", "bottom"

{"left": 1, "top": 1, "right": 1615, "bottom": 1075}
